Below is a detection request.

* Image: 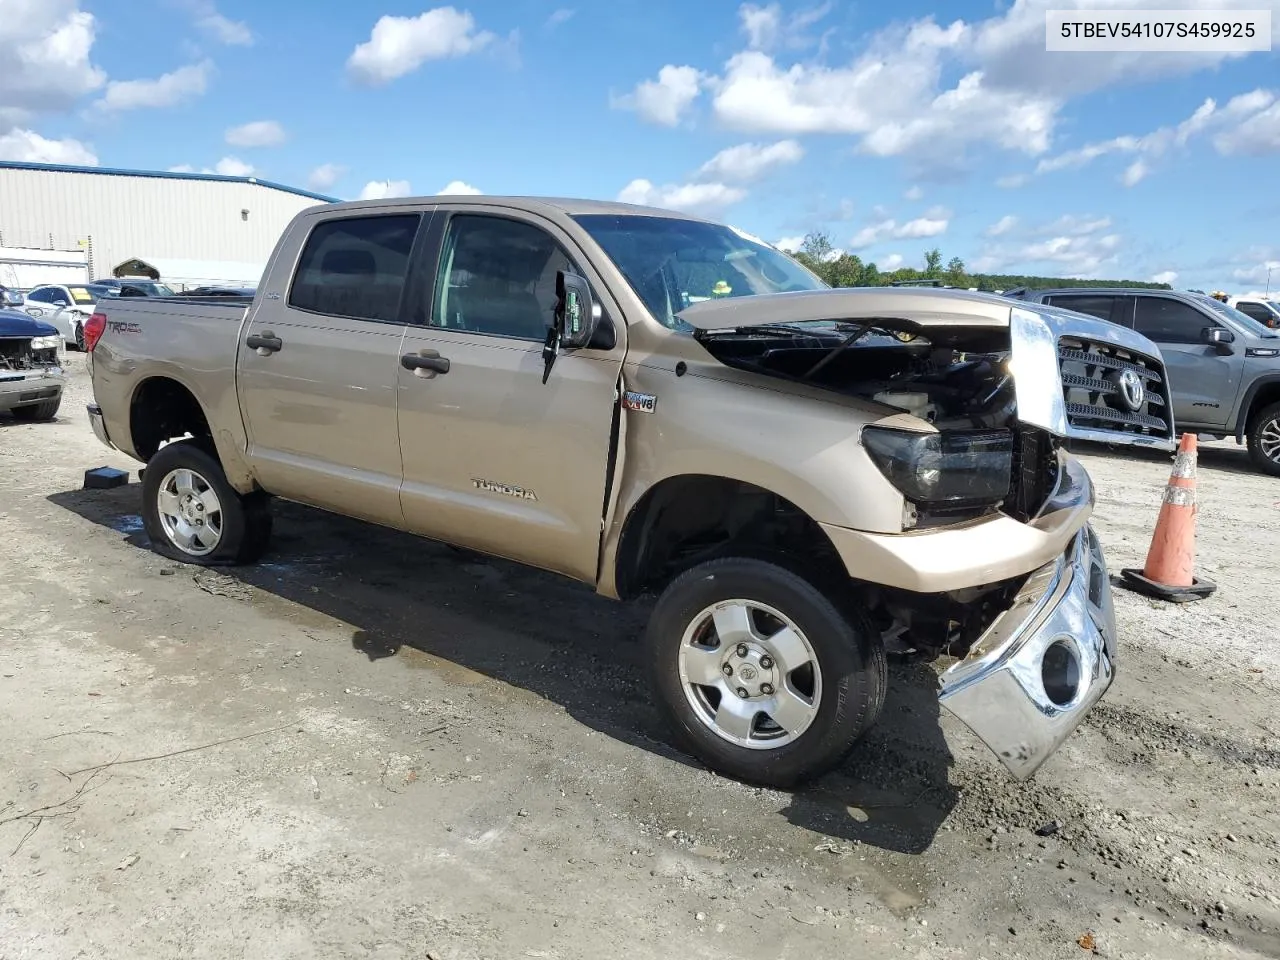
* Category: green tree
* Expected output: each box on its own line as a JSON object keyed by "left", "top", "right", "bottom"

{"left": 945, "top": 256, "right": 966, "bottom": 287}
{"left": 826, "top": 252, "right": 864, "bottom": 288}
{"left": 800, "top": 231, "right": 835, "bottom": 264}
{"left": 924, "top": 248, "right": 943, "bottom": 278}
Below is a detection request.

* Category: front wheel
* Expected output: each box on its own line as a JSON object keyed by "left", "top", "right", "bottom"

{"left": 74, "top": 320, "right": 85, "bottom": 352}
{"left": 11, "top": 396, "right": 62, "bottom": 421}
{"left": 1246, "top": 401, "right": 1280, "bottom": 477}
{"left": 645, "top": 557, "right": 886, "bottom": 788}
{"left": 141, "top": 439, "right": 273, "bottom": 565}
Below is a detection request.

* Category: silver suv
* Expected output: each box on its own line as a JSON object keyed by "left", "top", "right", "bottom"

{"left": 1011, "top": 287, "right": 1280, "bottom": 474}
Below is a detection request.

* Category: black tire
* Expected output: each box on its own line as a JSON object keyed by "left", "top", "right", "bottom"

{"left": 141, "top": 439, "right": 272, "bottom": 565}
{"left": 644, "top": 557, "right": 886, "bottom": 789}
{"left": 11, "top": 396, "right": 62, "bottom": 421}
{"left": 1246, "top": 401, "right": 1280, "bottom": 477}
{"left": 74, "top": 321, "right": 85, "bottom": 352}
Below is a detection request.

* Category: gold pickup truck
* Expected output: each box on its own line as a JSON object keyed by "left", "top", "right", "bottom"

{"left": 83, "top": 196, "right": 1174, "bottom": 787}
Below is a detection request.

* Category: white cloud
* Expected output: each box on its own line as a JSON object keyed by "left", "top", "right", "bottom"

{"left": 1232, "top": 258, "right": 1280, "bottom": 284}
{"left": 199, "top": 13, "right": 252, "bottom": 45}
{"left": 225, "top": 120, "right": 285, "bottom": 147}
{"left": 849, "top": 216, "right": 949, "bottom": 249}
{"left": 739, "top": 2, "right": 834, "bottom": 51}
{"left": 0, "top": 127, "right": 97, "bottom": 165}
{"left": 1120, "top": 158, "right": 1149, "bottom": 187}
{"left": 904, "top": 185, "right": 923, "bottom": 201}
{"left": 996, "top": 173, "right": 1029, "bottom": 188}
{"left": 879, "top": 253, "right": 905, "bottom": 271}
{"left": 617, "top": 178, "right": 746, "bottom": 216}
{"left": 611, "top": 65, "right": 706, "bottom": 127}
{"left": 438, "top": 180, "right": 481, "bottom": 194}
{"left": 972, "top": 212, "right": 1125, "bottom": 276}
{"left": 347, "top": 8, "right": 496, "bottom": 85}
{"left": 695, "top": 139, "right": 802, "bottom": 183}
{"left": 94, "top": 60, "right": 212, "bottom": 112}
{"left": 360, "top": 179, "right": 413, "bottom": 200}
{"left": 1152, "top": 271, "right": 1178, "bottom": 285}
{"left": 307, "top": 163, "right": 345, "bottom": 190}
{"left": 213, "top": 156, "right": 254, "bottom": 176}
{"left": 775, "top": 235, "right": 805, "bottom": 251}
{"left": 546, "top": 8, "right": 574, "bottom": 27}
{"left": 986, "top": 214, "right": 1017, "bottom": 237}
{"left": 0, "top": 2, "right": 106, "bottom": 124}
{"left": 1210, "top": 92, "right": 1280, "bottom": 156}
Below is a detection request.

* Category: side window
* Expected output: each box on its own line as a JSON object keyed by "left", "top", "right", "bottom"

{"left": 1237, "top": 302, "right": 1270, "bottom": 323}
{"left": 1045, "top": 295, "right": 1117, "bottom": 323}
{"left": 28, "top": 288, "right": 53, "bottom": 303}
{"left": 289, "top": 214, "right": 420, "bottom": 323}
{"left": 432, "top": 215, "right": 573, "bottom": 341}
{"left": 1133, "top": 297, "right": 1210, "bottom": 344}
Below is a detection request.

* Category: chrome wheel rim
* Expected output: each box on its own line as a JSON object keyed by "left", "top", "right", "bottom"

{"left": 1260, "top": 418, "right": 1280, "bottom": 463}
{"left": 678, "top": 599, "right": 822, "bottom": 750}
{"left": 156, "top": 468, "right": 223, "bottom": 557}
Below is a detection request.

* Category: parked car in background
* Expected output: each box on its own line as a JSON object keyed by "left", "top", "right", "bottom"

{"left": 1231, "top": 296, "right": 1280, "bottom": 329}
{"left": 88, "top": 278, "right": 177, "bottom": 299}
{"left": 175, "top": 286, "right": 257, "bottom": 298}
{"left": 22, "top": 282, "right": 99, "bottom": 349}
{"left": 84, "top": 195, "right": 1176, "bottom": 787}
{"left": 1, "top": 285, "right": 25, "bottom": 307}
{"left": 0, "top": 307, "right": 64, "bottom": 420}
{"left": 1011, "top": 287, "right": 1280, "bottom": 474}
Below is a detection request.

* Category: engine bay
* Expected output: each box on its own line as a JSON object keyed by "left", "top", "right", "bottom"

{"left": 697, "top": 327, "right": 1018, "bottom": 430}
{"left": 0, "top": 337, "right": 59, "bottom": 372}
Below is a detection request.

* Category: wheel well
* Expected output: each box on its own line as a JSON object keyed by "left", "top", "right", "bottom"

{"left": 130, "top": 377, "right": 211, "bottom": 461}
{"left": 613, "top": 475, "right": 846, "bottom": 600}
{"left": 1247, "top": 382, "right": 1280, "bottom": 431}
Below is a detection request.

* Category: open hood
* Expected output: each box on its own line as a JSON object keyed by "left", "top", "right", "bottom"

{"left": 677, "top": 288, "right": 1015, "bottom": 334}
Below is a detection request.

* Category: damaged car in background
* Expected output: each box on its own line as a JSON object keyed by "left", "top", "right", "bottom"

{"left": 85, "top": 198, "right": 1173, "bottom": 785}
{"left": 0, "top": 307, "right": 64, "bottom": 422}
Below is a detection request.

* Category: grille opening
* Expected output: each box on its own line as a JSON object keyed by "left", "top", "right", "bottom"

{"left": 1057, "top": 337, "right": 1172, "bottom": 442}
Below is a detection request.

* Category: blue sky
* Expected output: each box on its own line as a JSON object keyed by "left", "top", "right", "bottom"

{"left": 1, "top": 0, "right": 1278, "bottom": 294}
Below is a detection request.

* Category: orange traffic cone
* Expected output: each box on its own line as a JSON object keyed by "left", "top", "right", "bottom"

{"left": 1118, "top": 433, "right": 1217, "bottom": 602}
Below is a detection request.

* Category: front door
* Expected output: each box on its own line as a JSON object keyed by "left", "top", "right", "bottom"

{"left": 396, "top": 210, "right": 626, "bottom": 583}
{"left": 236, "top": 210, "right": 423, "bottom": 528}
{"left": 1124, "top": 295, "right": 1241, "bottom": 430}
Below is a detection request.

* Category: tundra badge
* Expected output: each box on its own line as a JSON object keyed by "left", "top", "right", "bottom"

{"left": 472, "top": 478, "right": 538, "bottom": 502}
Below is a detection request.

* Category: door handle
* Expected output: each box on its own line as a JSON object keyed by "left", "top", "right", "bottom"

{"left": 246, "top": 331, "right": 283, "bottom": 354}
{"left": 400, "top": 350, "right": 450, "bottom": 378}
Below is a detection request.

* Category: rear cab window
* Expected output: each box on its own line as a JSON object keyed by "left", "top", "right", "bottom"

{"left": 288, "top": 214, "right": 421, "bottom": 323}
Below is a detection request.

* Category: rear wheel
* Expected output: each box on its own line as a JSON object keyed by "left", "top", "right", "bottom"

{"left": 141, "top": 439, "right": 272, "bottom": 565}
{"left": 645, "top": 557, "right": 886, "bottom": 788}
{"left": 11, "top": 396, "right": 62, "bottom": 421}
{"left": 1246, "top": 401, "right": 1280, "bottom": 476}
{"left": 74, "top": 320, "right": 85, "bottom": 352}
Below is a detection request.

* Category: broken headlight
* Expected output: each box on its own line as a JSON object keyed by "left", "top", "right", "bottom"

{"left": 31, "top": 335, "right": 61, "bottom": 351}
{"left": 862, "top": 426, "right": 1012, "bottom": 507}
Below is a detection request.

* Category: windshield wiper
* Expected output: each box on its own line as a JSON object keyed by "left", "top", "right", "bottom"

{"left": 695, "top": 323, "right": 833, "bottom": 339}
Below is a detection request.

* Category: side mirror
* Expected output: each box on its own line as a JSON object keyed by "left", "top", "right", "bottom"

{"left": 555, "top": 271, "right": 599, "bottom": 349}
{"left": 1204, "top": 326, "right": 1235, "bottom": 354}
{"left": 53, "top": 299, "right": 69, "bottom": 308}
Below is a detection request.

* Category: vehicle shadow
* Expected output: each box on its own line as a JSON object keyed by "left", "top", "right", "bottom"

{"left": 48, "top": 483, "right": 960, "bottom": 855}
{"left": 1065, "top": 437, "right": 1260, "bottom": 479}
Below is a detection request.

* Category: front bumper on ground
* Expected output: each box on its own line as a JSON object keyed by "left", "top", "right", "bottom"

{"left": 0, "top": 367, "right": 64, "bottom": 413}
{"left": 937, "top": 522, "right": 1116, "bottom": 781}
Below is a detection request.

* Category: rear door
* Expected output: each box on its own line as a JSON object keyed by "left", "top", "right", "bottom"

{"left": 1127, "top": 295, "right": 1240, "bottom": 429}
{"left": 236, "top": 209, "right": 425, "bottom": 528}
{"left": 395, "top": 207, "right": 626, "bottom": 582}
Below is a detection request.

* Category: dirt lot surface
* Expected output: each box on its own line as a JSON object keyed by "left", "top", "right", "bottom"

{"left": 2, "top": 356, "right": 1279, "bottom": 960}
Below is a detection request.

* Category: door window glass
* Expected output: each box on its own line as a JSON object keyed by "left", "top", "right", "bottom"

{"left": 1045, "top": 295, "right": 1117, "bottom": 323}
{"left": 1237, "top": 302, "right": 1273, "bottom": 324}
{"left": 1134, "top": 297, "right": 1210, "bottom": 344}
{"left": 28, "top": 288, "right": 54, "bottom": 303}
{"left": 289, "top": 214, "right": 420, "bottom": 322}
{"left": 433, "top": 215, "right": 574, "bottom": 341}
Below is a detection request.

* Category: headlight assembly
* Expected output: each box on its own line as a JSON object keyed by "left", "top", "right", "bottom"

{"left": 862, "top": 426, "right": 1013, "bottom": 507}
{"left": 30, "top": 335, "right": 62, "bottom": 351}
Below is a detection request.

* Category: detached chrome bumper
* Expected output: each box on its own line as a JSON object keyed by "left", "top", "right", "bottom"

{"left": 0, "top": 367, "right": 64, "bottom": 412}
{"left": 938, "top": 522, "right": 1116, "bottom": 781}
{"left": 87, "top": 402, "right": 114, "bottom": 449}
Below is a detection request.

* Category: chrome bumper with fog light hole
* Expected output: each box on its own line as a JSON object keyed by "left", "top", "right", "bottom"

{"left": 938, "top": 522, "right": 1116, "bottom": 780}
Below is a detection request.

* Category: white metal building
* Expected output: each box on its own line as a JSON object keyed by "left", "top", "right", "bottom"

{"left": 0, "top": 161, "right": 334, "bottom": 290}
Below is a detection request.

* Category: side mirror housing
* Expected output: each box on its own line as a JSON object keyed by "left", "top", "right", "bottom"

{"left": 53, "top": 299, "right": 69, "bottom": 308}
{"left": 1204, "top": 326, "right": 1235, "bottom": 354}
{"left": 555, "top": 271, "right": 600, "bottom": 349}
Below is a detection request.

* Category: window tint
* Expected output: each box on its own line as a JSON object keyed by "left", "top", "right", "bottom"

{"left": 1134, "top": 297, "right": 1210, "bottom": 344}
{"left": 1237, "top": 302, "right": 1272, "bottom": 324}
{"left": 28, "top": 288, "right": 53, "bottom": 303}
{"left": 289, "top": 214, "right": 420, "bottom": 322}
{"left": 432, "top": 215, "right": 573, "bottom": 340}
{"left": 1045, "top": 295, "right": 1117, "bottom": 322}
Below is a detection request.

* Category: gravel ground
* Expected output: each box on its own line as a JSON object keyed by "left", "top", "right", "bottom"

{"left": 2, "top": 355, "right": 1278, "bottom": 960}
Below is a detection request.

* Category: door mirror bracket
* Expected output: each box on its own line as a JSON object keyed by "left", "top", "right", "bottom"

{"left": 542, "top": 271, "right": 600, "bottom": 383}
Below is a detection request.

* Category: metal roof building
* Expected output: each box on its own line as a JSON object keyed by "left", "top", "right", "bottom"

{"left": 0, "top": 161, "right": 335, "bottom": 289}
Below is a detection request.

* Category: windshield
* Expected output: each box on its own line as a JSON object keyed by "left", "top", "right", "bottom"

{"left": 1192, "top": 294, "right": 1278, "bottom": 338}
{"left": 572, "top": 214, "right": 827, "bottom": 331}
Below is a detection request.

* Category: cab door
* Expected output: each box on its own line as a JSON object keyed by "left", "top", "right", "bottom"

{"left": 395, "top": 208, "right": 626, "bottom": 583}
{"left": 235, "top": 209, "right": 425, "bottom": 528}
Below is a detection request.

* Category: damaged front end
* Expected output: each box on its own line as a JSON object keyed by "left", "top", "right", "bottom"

{"left": 680, "top": 289, "right": 1171, "bottom": 778}
{"left": 0, "top": 331, "right": 64, "bottom": 415}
